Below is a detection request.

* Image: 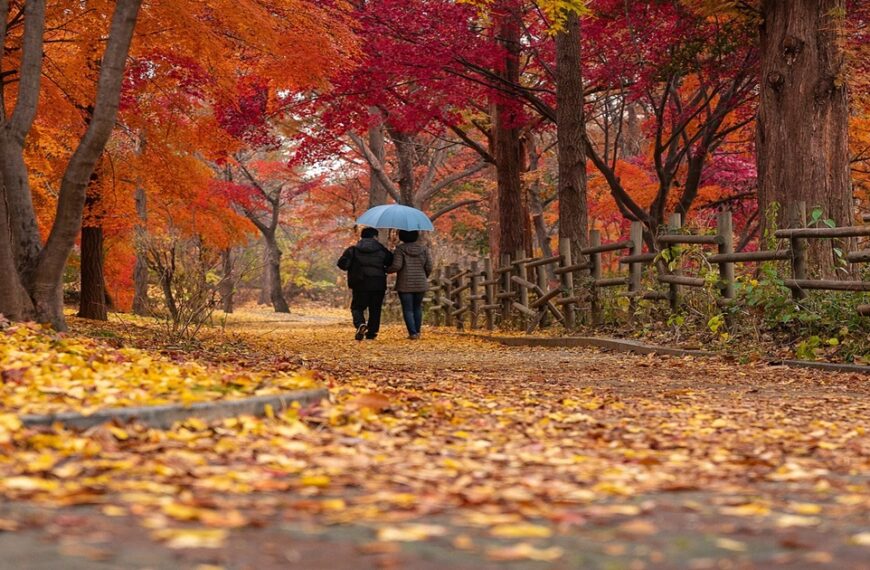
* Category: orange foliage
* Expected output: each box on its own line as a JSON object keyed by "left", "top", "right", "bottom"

{"left": 3, "top": 0, "right": 357, "bottom": 308}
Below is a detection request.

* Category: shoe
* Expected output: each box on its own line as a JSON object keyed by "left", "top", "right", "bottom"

{"left": 365, "top": 335, "right": 377, "bottom": 340}
{"left": 355, "top": 324, "right": 367, "bottom": 341}
{"left": 409, "top": 334, "right": 420, "bottom": 340}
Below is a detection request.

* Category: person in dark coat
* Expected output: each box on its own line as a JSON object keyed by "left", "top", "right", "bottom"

{"left": 337, "top": 227, "right": 393, "bottom": 340}
{"left": 387, "top": 230, "right": 433, "bottom": 340}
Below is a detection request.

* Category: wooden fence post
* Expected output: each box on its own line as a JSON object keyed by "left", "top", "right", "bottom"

{"left": 667, "top": 213, "right": 682, "bottom": 312}
{"left": 500, "top": 253, "right": 513, "bottom": 327}
{"left": 430, "top": 267, "right": 442, "bottom": 326}
{"left": 628, "top": 221, "right": 643, "bottom": 317}
{"left": 517, "top": 251, "right": 530, "bottom": 329}
{"left": 444, "top": 264, "right": 455, "bottom": 327}
{"left": 717, "top": 211, "right": 735, "bottom": 304}
{"left": 558, "top": 239, "right": 576, "bottom": 330}
{"left": 470, "top": 259, "right": 480, "bottom": 330}
{"left": 454, "top": 263, "right": 467, "bottom": 330}
{"left": 484, "top": 257, "right": 495, "bottom": 330}
{"left": 589, "top": 230, "right": 602, "bottom": 325}
{"left": 789, "top": 202, "right": 808, "bottom": 300}
{"left": 536, "top": 258, "right": 550, "bottom": 328}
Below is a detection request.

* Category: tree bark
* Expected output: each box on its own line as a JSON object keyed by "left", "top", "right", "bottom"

{"left": 0, "top": 0, "right": 46, "bottom": 280}
{"left": 367, "top": 108, "right": 388, "bottom": 208}
{"left": 30, "top": 0, "right": 142, "bottom": 329}
{"left": 387, "top": 129, "right": 416, "bottom": 205}
{"left": 0, "top": 188, "right": 32, "bottom": 320}
{"left": 493, "top": 1, "right": 528, "bottom": 258}
{"left": 132, "top": 185, "right": 150, "bottom": 315}
{"left": 757, "top": 0, "right": 852, "bottom": 274}
{"left": 78, "top": 224, "right": 108, "bottom": 321}
{"left": 555, "top": 10, "right": 589, "bottom": 256}
{"left": 526, "top": 136, "right": 554, "bottom": 266}
{"left": 264, "top": 233, "right": 290, "bottom": 313}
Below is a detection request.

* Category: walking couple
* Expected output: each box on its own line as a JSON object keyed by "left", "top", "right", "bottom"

{"left": 337, "top": 227, "right": 433, "bottom": 341}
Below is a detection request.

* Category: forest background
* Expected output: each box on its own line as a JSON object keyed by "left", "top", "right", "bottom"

{"left": 0, "top": 0, "right": 868, "bottom": 358}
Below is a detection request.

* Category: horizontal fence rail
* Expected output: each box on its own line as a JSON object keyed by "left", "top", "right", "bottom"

{"left": 390, "top": 203, "right": 870, "bottom": 333}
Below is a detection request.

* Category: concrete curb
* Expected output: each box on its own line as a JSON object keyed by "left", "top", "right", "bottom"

{"left": 20, "top": 388, "right": 329, "bottom": 430}
{"left": 439, "top": 331, "right": 870, "bottom": 375}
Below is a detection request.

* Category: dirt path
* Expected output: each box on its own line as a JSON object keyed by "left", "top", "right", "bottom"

{"left": 2, "top": 315, "right": 869, "bottom": 569}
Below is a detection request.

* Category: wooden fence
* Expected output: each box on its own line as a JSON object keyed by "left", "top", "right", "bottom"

{"left": 414, "top": 205, "right": 870, "bottom": 332}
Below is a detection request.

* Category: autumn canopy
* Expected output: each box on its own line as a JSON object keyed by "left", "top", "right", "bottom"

{"left": 0, "top": 0, "right": 864, "bottom": 327}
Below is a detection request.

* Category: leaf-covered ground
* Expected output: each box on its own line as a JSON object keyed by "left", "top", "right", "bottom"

{"left": 1, "top": 309, "right": 868, "bottom": 569}
{"left": 0, "top": 319, "right": 318, "bottom": 416}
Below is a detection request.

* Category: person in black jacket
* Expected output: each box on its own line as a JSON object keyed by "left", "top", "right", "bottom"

{"left": 337, "top": 227, "right": 394, "bottom": 340}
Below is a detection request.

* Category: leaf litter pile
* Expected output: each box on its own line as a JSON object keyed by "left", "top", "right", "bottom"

{"left": 1, "top": 310, "right": 869, "bottom": 568}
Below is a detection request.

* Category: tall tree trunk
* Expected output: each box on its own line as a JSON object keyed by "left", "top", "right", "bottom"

{"left": 0, "top": 0, "right": 45, "bottom": 281}
{"left": 622, "top": 103, "right": 644, "bottom": 158}
{"left": 30, "top": 0, "right": 142, "bottom": 329}
{"left": 555, "top": 10, "right": 589, "bottom": 257}
{"left": 78, "top": 185, "right": 109, "bottom": 320}
{"left": 264, "top": 233, "right": 290, "bottom": 313}
{"left": 78, "top": 224, "right": 108, "bottom": 320}
{"left": 367, "top": 109, "right": 388, "bottom": 208}
{"left": 0, "top": 193, "right": 32, "bottom": 320}
{"left": 132, "top": 185, "right": 150, "bottom": 315}
{"left": 219, "top": 248, "right": 234, "bottom": 314}
{"left": 757, "top": 0, "right": 851, "bottom": 275}
{"left": 493, "top": 1, "right": 528, "bottom": 258}
{"left": 526, "top": 137, "right": 554, "bottom": 271}
{"left": 388, "top": 129, "right": 416, "bottom": 205}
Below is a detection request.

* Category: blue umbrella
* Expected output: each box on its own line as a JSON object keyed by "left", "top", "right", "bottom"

{"left": 356, "top": 204, "right": 435, "bottom": 231}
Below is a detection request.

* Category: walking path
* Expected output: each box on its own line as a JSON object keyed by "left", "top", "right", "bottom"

{"left": 1, "top": 313, "right": 868, "bottom": 569}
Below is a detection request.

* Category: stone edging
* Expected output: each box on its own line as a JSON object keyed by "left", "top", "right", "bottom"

{"left": 439, "top": 331, "right": 870, "bottom": 375}
{"left": 19, "top": 388, "right": 328, "bottom": 430}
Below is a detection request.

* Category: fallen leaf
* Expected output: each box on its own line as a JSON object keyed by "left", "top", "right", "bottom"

{"left": 377, "top": 524, "right": 447, "bottom": 542}
{"left": 490, "top": 523, "right": 552, "bottom": 539}
{"left": 486, "top": 543, "right": 564, "bottom": 562}
{"left": 715, "top": 537, "right": 747, "bottom": 552}
{"left": 153, "top": 528, "right": 228, "bottom": 549}
{"left": 617, "top": 518, "right": 657, "bottom": 536}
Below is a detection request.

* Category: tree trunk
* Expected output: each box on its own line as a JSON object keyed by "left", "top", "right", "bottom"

{"left": 0, "top": 0, "right": 46, "bottom": 281}
{"left": 555, "top": 10, "right": 589, "bottom": 257}
{"left": 493, "top": 1, "right": 528, "bottom": 258}
{"left": 367, "top": 109, "right": 388, "bottom": 208}
{"left": 526, "top": 137, "right": 554, "bottom": 271}
{"left": 30, "top": 0, "right": 142, "bottom": 329}
{"left": 388, "top": 129, "right": 416, "bottom": 205}
{"left": 132, "top": 185, "right": 150, "bottom": 315}
{"left": 77, "top": 223, "right": 108, "bottom": 321}
{"left": 622, "top": 103, "right": 644, "bottom": 158}
{"left": 264, "top": 233, "right": 290, "bottom": 313}
{"left": 219, "top": 248, "right": 234, "bottom": 314}
{"left": 0, "top": 192, "right": 32, "bottom": 320}
{"left": 757, "top": 0, "right": 851, "bottom": 275}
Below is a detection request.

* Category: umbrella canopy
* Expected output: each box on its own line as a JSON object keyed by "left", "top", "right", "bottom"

{"left": 356, "top": 204, "right": 435, "bottom": 231}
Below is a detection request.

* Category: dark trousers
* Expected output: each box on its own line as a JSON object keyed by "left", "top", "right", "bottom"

{"left": 399, "top": 292, "right": 425, "bottom": 336}
{"left": 351, "top": 289, "right": 385, "bottom": 338}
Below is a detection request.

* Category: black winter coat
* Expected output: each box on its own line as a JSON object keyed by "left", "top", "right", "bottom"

{"left": 337, "top": 238, "right": 394, "bottom": 291}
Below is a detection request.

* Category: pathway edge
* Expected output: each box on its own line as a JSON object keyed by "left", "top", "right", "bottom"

{"left": 438, "top": 331, "right": 870, "bottom": 375}
{"left": 19, "top": 388, "right": 329, "bottom": 430}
